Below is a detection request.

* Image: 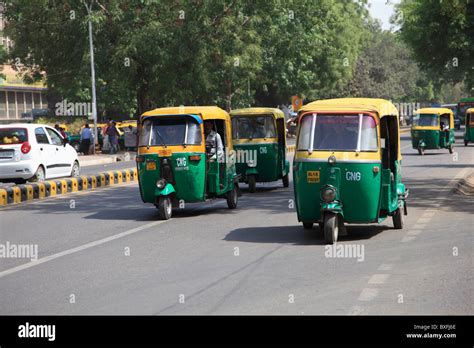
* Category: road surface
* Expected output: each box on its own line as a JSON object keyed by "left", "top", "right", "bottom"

{"left": 0, "top": 129, "right": 472, "bottom": 315}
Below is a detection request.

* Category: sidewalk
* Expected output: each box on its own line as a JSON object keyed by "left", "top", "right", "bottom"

{"left": 79, "top": 151, "right": 137, "bottom": 167}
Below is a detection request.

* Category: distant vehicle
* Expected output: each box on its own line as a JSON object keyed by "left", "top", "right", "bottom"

{"left": 0, "top": 124, "right": 79, "bottom": 183}
{"left": 457, "top": 98, "right": 474, "bottom": 124}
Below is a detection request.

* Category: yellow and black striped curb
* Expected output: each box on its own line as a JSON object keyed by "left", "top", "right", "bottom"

{"left": 0, "top": 168, "right": 138, "bottom": 206}
{"left": 287, "top": 145, "right": 296, "bottom": 152}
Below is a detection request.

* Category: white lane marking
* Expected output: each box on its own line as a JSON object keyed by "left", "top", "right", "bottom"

{"left": 378, "top": 263, "right": 393, "bottom": 271}
{"left": 416, "top": 217, "right": 432, "bottom": 224}
{"left": 368, "top": 274, "right": 390, "bottom": 284}
{"left": 402, "top": 236, "right": 416, "bottom": 243}
{"left": 348, "top": 305, "right": 367, "bottom": 315}
{"left": 0, "top": 219, "right": 167, "bottom": 279}
{"left": 407, "top": 229, "right": 422, "bottom": 236}
{"left": 358, "top": 288, "right": 379, "bottom": 301}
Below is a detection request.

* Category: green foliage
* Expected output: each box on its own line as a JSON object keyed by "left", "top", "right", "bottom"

{"left": 395, "top": 0, "right": 474, "bottom": 92}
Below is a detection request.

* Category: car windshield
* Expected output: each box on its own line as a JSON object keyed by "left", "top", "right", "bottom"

{"left": 232, "top": 115, "right": 276, "bottom": 139}
{"left": 297, "top": 114, "right": 378, "bottom": 151}
{"left": 0, "top": 128, "right": 28, "bottom": 144}
{"left": 415, "top": 114, "right": 438, "bottom": 127}
{"left": 139, "top": 117, "right": 202, "bottom": 146}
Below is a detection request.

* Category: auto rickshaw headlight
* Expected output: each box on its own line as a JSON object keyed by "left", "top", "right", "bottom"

{"left": 328, "top": 155, "right": 336, "bottom": 165}
{"left": 156, "top": 179, "right": 167, "bottom": 189}
{"left": 247, "top": 159, "right": 257, "bottom": 168}
{"left": 322, "top": 188, "right": 336, "bottom": 202}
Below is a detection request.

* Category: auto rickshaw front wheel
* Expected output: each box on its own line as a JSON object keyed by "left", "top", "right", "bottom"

{"left": 417, "top": 147, "right": 424, "bottom": 155}
{"left": 157, "top": 196, "right": 172, "bottom": 220}
{"left": 282, "top": 174, "right": 289, "bottom": 188}
{"left": 227, "top": 185, "right": 238, "bottom": 209}
{"left": 248, "top": 175, "right": 256, "bottom": 193}
{"left": 392, "top": 206, "right": 404, "bottom": 229}
{"left": 323, "top": 212, "right": 339, "bottom": 244}
{"left": 465, "top": 140, "right": 469, "bottom": 146}
{"left": 448, "top": 144, "right": 454, "bottom": 153}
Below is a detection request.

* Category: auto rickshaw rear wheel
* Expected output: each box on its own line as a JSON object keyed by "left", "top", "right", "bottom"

{"left": 248, "top": 175, "right": 256, "bottom": 193}
{"left": 324, "top": 212, "right": 339, "bottom": 244}
{"left": 282, "top": 174, "right": 289, "bottom": 188}
{"left": 157, "top": 196, "right": 172, "bottom": 220}
{"left": 392, "top": 206, "right": 404, "bottom": 229}
{"left": 302, "top": 222, "right": 313, "bottom": 229}
{"left": 227, "top": 185, "right": 238, "bottom": 209}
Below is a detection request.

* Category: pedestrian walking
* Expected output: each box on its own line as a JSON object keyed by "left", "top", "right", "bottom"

{"left": 107, "top": 121, "right": 120, "bottom": 154}
{"left": 80, "top": 124, "right": 92, "bottom": 155}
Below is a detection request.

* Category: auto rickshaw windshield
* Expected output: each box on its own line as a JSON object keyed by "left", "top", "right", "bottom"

{"left": 231, "top": 115, "right": 276, "bottom": 139}
{"left": 414, "top": 114, "right": 438, "bottom": 127}
{"left": 297, "top": 114, "right": 378, "bottom": 152}
{"left": 139, "top": 117, "right": 202, "bottom": 146}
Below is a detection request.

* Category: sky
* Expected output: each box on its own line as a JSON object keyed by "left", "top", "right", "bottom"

{"left": 367, "top": 0, "right": 401, "bottom": 31}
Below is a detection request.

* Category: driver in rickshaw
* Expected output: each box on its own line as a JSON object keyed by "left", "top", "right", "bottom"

{"left": 204, "top": 120, "right": 224, "bottom": 161}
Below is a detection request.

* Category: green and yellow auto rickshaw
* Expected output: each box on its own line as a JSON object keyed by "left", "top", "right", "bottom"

{"left": 230, "top": 108, "right": 290, "bottom": 192}
{"left": 464, "top": 108, "right": 474, "bottom": 146}
{"left": 411, "top": 108, "right": 455, "bottom": 155}
{"left": 137, "top": 106, "right": 240, "bottom": 219}
{"left": 293, "top": 98, "right": 408, "bottom": 244}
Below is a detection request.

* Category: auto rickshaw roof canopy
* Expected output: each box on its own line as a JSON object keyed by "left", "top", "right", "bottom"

{"left": 230, "top": 107, "right": 285, "bottom": 119}
{"left": 299, "top": 98, "right": 399, "bottom": 117}
{"left": 141, "top": 106, "right": 230, "bottom": 122}
{"left": 466, "top": 108, "right": 474, "bottom": 114}
{"left": 415, "top": 107, "right": 454, "bottom": 116}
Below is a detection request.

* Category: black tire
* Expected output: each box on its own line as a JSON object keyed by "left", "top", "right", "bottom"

{"left": 70, "top": 161, "right": 80, "bottom": 177}
{"left": 448, "top": 144, "right": 454, "bottom": 154}
{"left": 248, "top": 175, "right": 256, "bottom": 193}
{"left": 464, "top": 140, "right": 468, "bottom": 147}
{"left": 323, "top": 212, "right": 339, "bottom": 244}
{"left": 29, "top": 165, "right": 45, "bottom": 182}
{"left": 227, "top": 185, "right": 238, "bottom": 209}
{"left": 392, "top": 206, "right": 404, "bottom": 229}
{"left": 282, "top": 174, "right": 289, "bottom": 188}
{"left": 302, "top": 222, "right": 313, "bottom": 229}
{"left": 417, "top": 147, "right": 424, "bottom": 155}
{"left": 157, "top": 196, "right": 172, "bottom": 220}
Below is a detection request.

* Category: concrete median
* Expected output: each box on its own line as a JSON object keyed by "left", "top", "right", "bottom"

{"left": 0, "top": 168, "right": 138, "bottom": 206}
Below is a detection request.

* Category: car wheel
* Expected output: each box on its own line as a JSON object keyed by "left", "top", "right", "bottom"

{"left": 226, "top": 185, "right": 238, "bottom": 209}
{"left": 157, "top": 196, "right": 172, "bottom": 220}
{"left": 282, "top": 174, "right": 289, "bottom": 188}
{"left": 70, "top": 161, "right": 80, "bottom": 177}
{"left": 29, "top": 165, "right": 45, "bottom": 182}
{"left": 247, "top": 175, "right": 256, "bottom": 193}
{"left": 324, "top": 212, "right": 339, "bottom": 244}
{"left": 392, "top": 206, "right": 404, "bottom": 229}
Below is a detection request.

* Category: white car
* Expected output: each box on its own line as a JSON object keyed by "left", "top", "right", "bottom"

{"left": 0, "top": 123, "right": 80, "bottom": 183}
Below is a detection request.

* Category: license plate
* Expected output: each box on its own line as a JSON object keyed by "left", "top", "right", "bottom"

{"left": 0, "top": 150, "right": 14, "bottom": 158}
{"left": 146, "top": 162, "right": 156, "bottom": 170}
{"left": 307, "top": 170, "right": 320, "bottom": 183}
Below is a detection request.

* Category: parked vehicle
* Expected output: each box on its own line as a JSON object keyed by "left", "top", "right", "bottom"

{"left": 136, "top": 106, "right": 240, "bottom": 219}
{"left": 293, "top": 98, "right": 408, "bottom": 244}
{"left": 411, "top": 108, "right": 455, "bottom": 155}
{"left": 464, "top": 108, "right": 474, "bottom": 146}
{"left": 0, "top": 124, "right": 79, "bottom": 183}
{"left": 230, "top": 107, "right": 290, "bottom": 192}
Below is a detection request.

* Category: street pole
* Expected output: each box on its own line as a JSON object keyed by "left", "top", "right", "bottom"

{"left": 84, "top": 1, "right": 98, "bottom": 154}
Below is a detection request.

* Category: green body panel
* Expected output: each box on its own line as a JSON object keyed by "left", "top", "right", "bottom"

{"left": 155, "top": 183, "right": 176, "bottom": 196}
{"left": 411, "top": 129, "right": 455, "bottom": 149}
{"left": 293, "top": 161, "right": 383, "bottom": 223}
{"left": 138, "top": 153, "right": 206, "bottom": 204}
{"left": 464, "top": 126, "right": 474, "bottom": 142}
{"left": 234, "top": 142, "right": 286, "bottom": 182}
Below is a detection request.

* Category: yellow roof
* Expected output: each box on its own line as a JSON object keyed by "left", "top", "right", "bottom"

{"left": 415, "top": 107, "right": 453, "bottom": 115}
{"left": 141, "top": 106, "right": 230, "bottom": 121}
{"left": 299, "top": 98, "right": 399, "bottom": 117}
{"left": 230, "top": 107, "right": 285, "bottom": 119}
{"left": 466, "top": 108, "right": 474, "bottom": 114}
